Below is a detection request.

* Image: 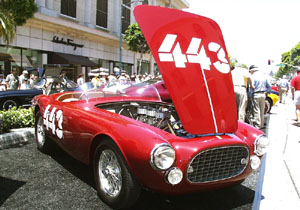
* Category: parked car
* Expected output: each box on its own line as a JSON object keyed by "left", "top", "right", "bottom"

{"left": 271, "top": 85, "right": 279, "bottom": 92}
{"left": 265, "top": 90, "right": 279, "bottom": 113}
{"left": 0, "top": 68, "right": 78, "bottom": 110}
{"left": 31, "top": 6, "right": 269, "bottom": 209}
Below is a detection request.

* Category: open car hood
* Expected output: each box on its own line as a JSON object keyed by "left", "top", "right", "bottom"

{"left": 43, "top": 67, "right": 63, "bottom": 77}
{"left": 134, "top": 6, "right": 237, "bottom": 135}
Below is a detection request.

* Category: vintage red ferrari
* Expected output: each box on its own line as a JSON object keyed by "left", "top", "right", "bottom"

{"left": 32, "top": 6, "right": 269, "bottom": 209}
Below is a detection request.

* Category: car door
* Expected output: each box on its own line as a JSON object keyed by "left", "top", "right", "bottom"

{"left": 44, "top": 99, "right": 95, "bottom": 162}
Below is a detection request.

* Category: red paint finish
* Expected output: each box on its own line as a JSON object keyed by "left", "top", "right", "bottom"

{"left": 134, "top": 5, "right": 237, "bottom": 135}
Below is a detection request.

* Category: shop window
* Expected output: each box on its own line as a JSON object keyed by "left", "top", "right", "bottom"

{"left": 114, "top": 62, "right": 132, "bottom": 76}
{"left": 61, "top": 0, "right": 77, "bottom": 18}
{"left": 0, "top": 46, "right": 42, "bottom": 77}
{"left": 154, "top": 64, "right": 161, "bottom": 77}
{"left": 137, "top": 60, "right": 150, "bottom": 75}
{"left": 22, "top": 49, "right": 42, "bottom": 69}
{"left": 122, "top": 0, "right": 131, "bottom": 34}
{"left": 0, "top": 46, "right": 21, "bottom": 76}
{"left": 122, "top": 63, "right": 132, "bottom": 75}
{"left": 100, "top": 60, "right": 110, "bottom": 69}
{"left": 96, "top": 0, "right": 108, "bottom": 28}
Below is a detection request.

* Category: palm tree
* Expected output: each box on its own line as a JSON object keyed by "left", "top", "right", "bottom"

{"left": 0, "top": 11, "right": 16, "bottom": 47}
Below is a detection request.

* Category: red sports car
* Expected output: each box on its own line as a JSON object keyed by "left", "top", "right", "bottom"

{"left": 32, "top": 6, "right": 269, "bottom": 209}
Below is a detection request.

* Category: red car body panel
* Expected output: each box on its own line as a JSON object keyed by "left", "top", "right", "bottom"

{"left": 134, "top": 5, "right": 237, "bottom": 135}
{"left": 32, "top": 6, "right": 265, "bottom": 196}
{"left": 33, "top": 90, "right": 263, "bottom": 194}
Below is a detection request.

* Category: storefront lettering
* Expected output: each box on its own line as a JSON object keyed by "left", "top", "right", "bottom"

{"left": 52, "top": 36, "right": 84, "bottom": 50}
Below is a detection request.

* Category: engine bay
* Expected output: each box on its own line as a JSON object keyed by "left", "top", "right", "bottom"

{"left": 96, "top": 101, "right": 196, "bottom": 138}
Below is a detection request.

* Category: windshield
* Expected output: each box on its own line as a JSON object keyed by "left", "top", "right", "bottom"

{"left": 33, "top": 78, "right": 46, "bottom": 89}
{"left": 73, "top": 80, "right": 162, "bottom": 102}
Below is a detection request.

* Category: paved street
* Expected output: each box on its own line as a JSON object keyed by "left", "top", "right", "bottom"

{"left": 0, "top": 139, "right": 259, "bottom": 210}
{"left": 259, "top": 96, "right": 300, "bottom": 210}
{"left": 1, "top": 134, "right": 259, "bottom": 209}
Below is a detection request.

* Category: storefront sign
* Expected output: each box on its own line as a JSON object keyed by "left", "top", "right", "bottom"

{"left": 52, "top": 36, "right": 84, "bottom": 50}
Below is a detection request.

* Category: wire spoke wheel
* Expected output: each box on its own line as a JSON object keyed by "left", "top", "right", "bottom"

{"left": 98, "top": 149, "right": 122, "bottom": 197}
{"left": 35, "top": 111, "right": 52, "bottom": 153}
{"left": 36, "top": 116, "right": 46, "bottom": 146}
{"left": 93, "top": 140, "right": 141, "bottom": 209}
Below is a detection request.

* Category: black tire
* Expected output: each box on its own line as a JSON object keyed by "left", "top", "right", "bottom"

{"left": 35, "top": 111, "right": 52, "bottom": 153}
{"left": 93, "top": 139, "right": 141, "bottom": 209}
{"left": 0, "top": 98, "right": 19, "bottom": 110}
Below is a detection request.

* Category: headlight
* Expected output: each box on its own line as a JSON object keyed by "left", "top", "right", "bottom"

{"left": 166, "top": 167, "right": 183, "bottom": 185}
{"left": 150, "top": 144, "right": 175, "bottom": 170}
{"left": 254, "top": 135, "right": 270, "bottom": 156}
{"left": 250, "top": 155, "right": 261, "bottom": 170}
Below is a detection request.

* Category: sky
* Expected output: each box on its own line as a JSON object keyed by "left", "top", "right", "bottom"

{"left": 184, "top": 0, "right": 300, "bottom": 74}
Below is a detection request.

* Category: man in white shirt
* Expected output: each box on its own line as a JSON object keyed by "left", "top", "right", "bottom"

{"left": 278, "top": 75, "right": 289, "bottom": 104}
{"left": 249, "top": 65, "right": 271, "bottom": 129}
{"left": 19, "top": 70, "right": 29, "bottom": 86}
{"left": 231, "top": 63, "right": 253, "bottom": 121}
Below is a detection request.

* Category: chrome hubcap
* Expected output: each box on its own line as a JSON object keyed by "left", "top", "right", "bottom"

{"left": 36, "top": 117, "right": 45, "bottom": 146}
{"left": 98, "top": 149, "right": 122, "bottom": 197}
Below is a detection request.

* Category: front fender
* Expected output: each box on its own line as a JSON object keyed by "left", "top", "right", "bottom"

{"left": 234, "top": 121, "right": 264, "bottom": 150}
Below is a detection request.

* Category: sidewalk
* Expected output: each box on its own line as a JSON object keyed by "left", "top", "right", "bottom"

{"left": 259, "top": 98, "right": 300, "bottom": 209}
{"left": 0, "top": 128, "right": 34, "bottom": 150}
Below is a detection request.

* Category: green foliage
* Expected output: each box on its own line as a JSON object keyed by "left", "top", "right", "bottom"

{"left": 241, "top": 64, "right": 248, "bottom": 69}
{"left": 123, "top": 23, "right": 150, "bottom": 74}
{"left": 228, "top": 54, "right": 248, "bottom": 70}
{"left": 0, "top": 107, "right": 35, "bottom": 133}
{"left": 123, "top": 23, "right": 150, "bottom": 53}
{"left": 291, "top": 42, "right": 300, "bottom": 67}
{"left": 0, "top": 11, "right": 15, "bottom": 47}
{"left": 0, "top": 0, "right": 37, "bottom": 46}
{"left": 276, "top": 42, "right": 300, "bottom": 78}
{"left": 0, "top": 0, "right": 38, "bottom": 26}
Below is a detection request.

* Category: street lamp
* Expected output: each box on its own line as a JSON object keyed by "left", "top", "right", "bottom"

{"left": 119, "top": 0, "right": 143, "bottom": 74}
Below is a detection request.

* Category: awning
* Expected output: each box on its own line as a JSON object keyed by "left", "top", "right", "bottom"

{"left": 50, "top": 52, "right": 97, "bottom": 67}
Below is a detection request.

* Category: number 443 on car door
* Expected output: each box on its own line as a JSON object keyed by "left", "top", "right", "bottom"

{"left": 43, "top": 105, "right": 63, "bottom": 139}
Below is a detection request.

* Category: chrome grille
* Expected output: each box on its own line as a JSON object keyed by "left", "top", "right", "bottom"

{"left": 187, "top": 146, "right": 249, "bottom": 183}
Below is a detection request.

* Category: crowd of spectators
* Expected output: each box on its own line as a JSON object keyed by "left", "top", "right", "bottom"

{"left": 232, "top": 64, "right": 272, "bottom": 129}
{"left": 2, "top": 65, "right": 299, "bottom": 126}
{"left": 0, "top": 67, "right": 161, "bottom": 92}
{"left": 0, "top": 68, "right": 40, "bottom": 91}
{"left": 82, "top": 70, "right": 161, "bottom": 89}
{"left": 232, "top": 63, "right": 300, "bottom": 128}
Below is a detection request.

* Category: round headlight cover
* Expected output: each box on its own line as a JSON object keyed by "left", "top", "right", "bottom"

{"left": 166, "top": 167, "right": 183, "bottom": 185}
{"left": 250, "top": 155, "right": 261, "bottom": 170}
{"left": 254, "top": 135, "right": 270, "bottom": 156}
{"left": 151, "top": 144, "right": 175, "bottom": 170}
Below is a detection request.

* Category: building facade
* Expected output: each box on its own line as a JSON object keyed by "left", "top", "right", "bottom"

{"left": 0, "top": 0, "right": 189, "bottom": 82}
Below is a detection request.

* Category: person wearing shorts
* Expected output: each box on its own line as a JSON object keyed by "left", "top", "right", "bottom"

{"left": 291, "top": 68, "right": 300, "bottom": 123}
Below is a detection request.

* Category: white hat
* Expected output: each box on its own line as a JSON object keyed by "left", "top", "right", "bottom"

{"left": 23, "top": 70, "right": 28, "bottom": 74}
